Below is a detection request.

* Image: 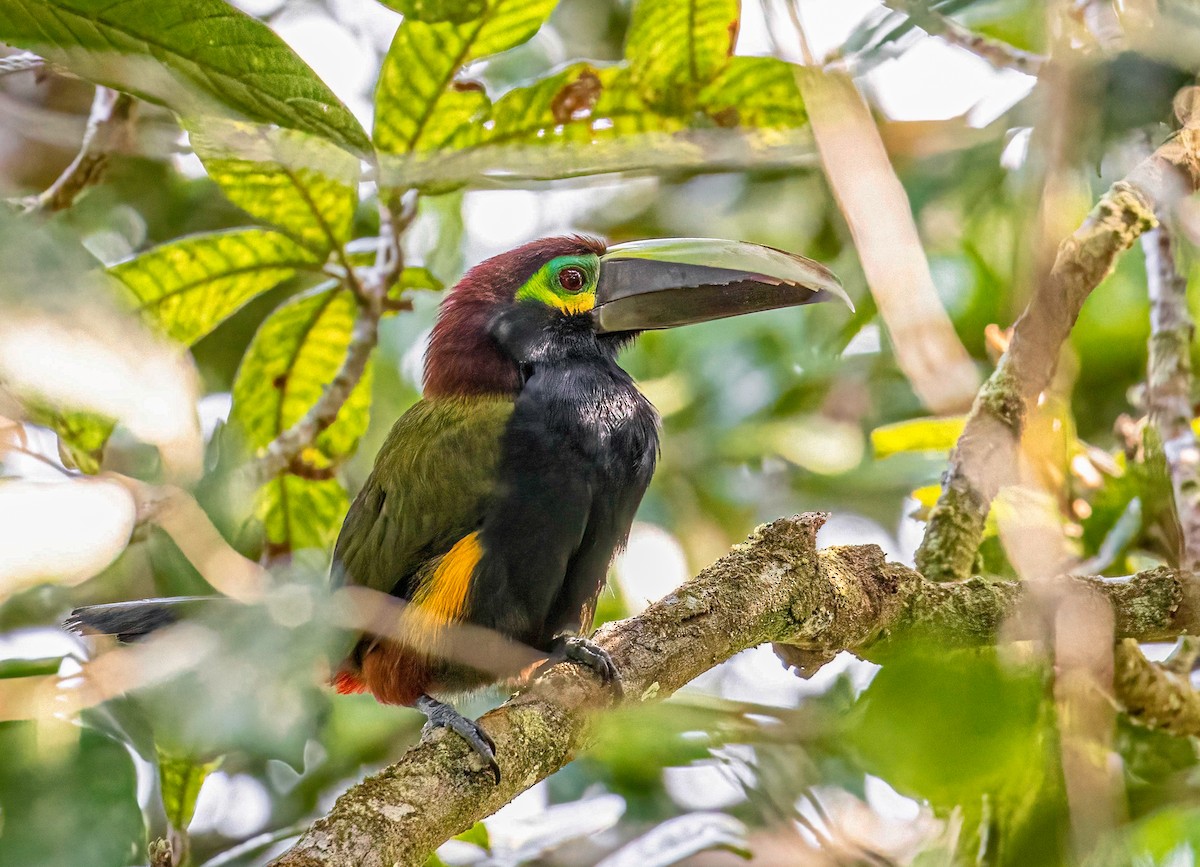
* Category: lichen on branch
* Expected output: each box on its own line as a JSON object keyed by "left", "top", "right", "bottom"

{"left": 916, "top": 140, "right": 1200, "bottom": 583}
{"left": 270, "top": 514, "right": 1200, "bottom": 867}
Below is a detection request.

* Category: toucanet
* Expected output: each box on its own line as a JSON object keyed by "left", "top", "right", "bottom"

{"left": 67, "top": 235, "right": 848, "bottom": 781}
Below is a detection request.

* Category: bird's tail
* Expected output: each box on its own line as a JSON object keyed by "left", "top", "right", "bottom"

{"left": 64, "top": 597, "right": 233, "bottom": 643}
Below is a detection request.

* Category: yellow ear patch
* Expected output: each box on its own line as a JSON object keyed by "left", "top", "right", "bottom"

{"left": 556, "top": 293, "right": 595, "bottom": 315}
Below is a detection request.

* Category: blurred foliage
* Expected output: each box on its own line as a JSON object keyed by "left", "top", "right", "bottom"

{"left": 1, "top": 0, "right": 1199, "bottom": 865}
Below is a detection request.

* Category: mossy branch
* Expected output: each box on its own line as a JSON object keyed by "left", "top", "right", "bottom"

{"left": 270, "top": 514, "right": 1200, "bottom": 867}
{"left": 915, "top": 133, "right": 1200, "bottom": 583}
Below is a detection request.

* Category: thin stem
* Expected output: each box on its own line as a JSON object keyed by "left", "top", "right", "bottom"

{"left": 881, "top": 0, "right": 1046, "bottom": 75}
{"left": 19, "top": 87, "right": 137, "bottom": 214}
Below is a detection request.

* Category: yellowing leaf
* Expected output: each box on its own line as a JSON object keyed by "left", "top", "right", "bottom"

{"left": 625, "top": 0, "right": 740, "bottom": 111}
{"left": 871, "top": 416, "right": 967, "bottom": 458}
{"left": 373, "top": 0, "right": 560, "bottom": 156}
{"left": 698, "top": 56, "right": 806, "bottom": 128}
{"left": 257, "top": 474, "right": 350, "bottom": 553}
{"left": 191, "top": 122, "right": 360, "bottom": 255}
{"left": 110, "top": 229, "right": 321, "bottom": 346}
{"left": 230, "top": 282, "right": 372, "bottom": 465}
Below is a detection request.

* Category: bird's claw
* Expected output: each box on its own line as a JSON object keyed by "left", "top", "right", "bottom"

{"left": 417, "top": 695, "right": 500, "bottom": 784}
{"left": 547, "top": 635, "right": 623, "bottom": 697}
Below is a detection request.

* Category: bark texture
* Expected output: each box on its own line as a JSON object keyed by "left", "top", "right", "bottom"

{"left": 271, "top": 514, "right": 1200, "bottom": 867}
{"left": 917, "top": 134, "right": 1200, "bottom": 582}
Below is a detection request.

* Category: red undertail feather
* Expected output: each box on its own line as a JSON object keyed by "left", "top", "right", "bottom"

{"left": 333, "top": 669, "right": 368, "bottom": 695}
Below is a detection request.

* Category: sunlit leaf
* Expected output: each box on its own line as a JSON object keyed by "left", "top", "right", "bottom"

{"left": 257, "top": 474, "right": 350, "bottom": 553}
{"left": 110, "top": 229, "right": 321, "bottom": 346}
{"left": 625, "top": 0, "right": 740, "bottom": 110}
{"left": 697, "top": 56, "right": 806, "bottom": 128}
{"left": 190, "top": 122, "right": 361, "bottom": 256}
{"left": 871, "top": 416, "right": 967, "bottom": 458}
{"left": 231, "top": 282, "right": 372, "bottom": 465}
{"left": 381, "top": 0, "right": 486, "bottom": 23}
{"left": 158, "top": 751, "right": 222, "bottom": 833}
{"left": 0, "top": 0, "right": 369, "bottom": 153}
{"left": 373, "top": 0, "right": 560, "bottom": 155}
{"left": 0, "top": 721, "right": 144, "bottom": 867}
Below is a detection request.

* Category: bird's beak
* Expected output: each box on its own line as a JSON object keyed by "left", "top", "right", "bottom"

{"left": 592, "top": 238, "right": 852, "bottom": 334}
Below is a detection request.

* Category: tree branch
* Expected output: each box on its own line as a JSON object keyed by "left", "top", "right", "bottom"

{"left": 1113, "top": 638, "right": 1200, "bottom": 737}
{"left": 18, "top": 86, "right": 136, "bottom": 214}
{"left": 916, "top": 133, "right": 1200, "bottom": 582}
{"left": 246, "top": 197, "right": 415, "bottom": 486}
{"left": 0, "top": 51, "right": 45, "bottom": 77}
{"left": 270, "top": 513, "right": 1200, "bottom": 867}
{"left": 1143, "top": 220, "right": 1200, "bottom": 571}
{"left": 881, "top": 0, "right": 1046, "bottom": 76}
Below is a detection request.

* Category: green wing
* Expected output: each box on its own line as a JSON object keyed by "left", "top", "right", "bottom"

{"left": 332, "top": 396, "right": 514, "bottom": 597}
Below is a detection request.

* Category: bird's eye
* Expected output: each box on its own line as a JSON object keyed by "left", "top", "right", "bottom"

{"left": 557, "top": 267, "right": 586, "bottom": 293}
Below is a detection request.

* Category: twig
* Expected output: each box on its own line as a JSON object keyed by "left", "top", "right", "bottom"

{"left": 19, "top": 87, "right": 136, "bottom": 214}
{"left": 269, "top": 514, "right": 1200, "bottom": 867}
{"left": 881, "top": 0, "right": 1046, "bottom": 76}
{"left": 246, "top": 195, "right": 416, "bottom": 486}
{"left": 0, "top": 51, "right": 45, "bottom": 77}
{"left": 198, "top": 822, "right": 310, "bottom": 867}
{"left": 916, "top": 132, "right": 1200, "bottom": 582}
{"left": 1142, "top": 220, "right": 1200, "bottom": 571}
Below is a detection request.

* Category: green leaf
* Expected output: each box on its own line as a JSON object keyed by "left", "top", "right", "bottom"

{"left": 0, "top": 721, "right": 144, "bottom": 867}
{"left": 871, "top": 416, "right": 967, "bottom": 458}
{"left": 190, "top": 122, "right": 361, "bottom": 256}
{"left": 381, "top": 0, "right": 486, "bottom": 23}
{"left": 698, "top": 56, "right": 806, "bottom": 128}
{"left": 110, "top": 229, "right": 321, "bottom": 346}
{"left": 0, "top": 0, "right": 369, "bottom": 153}
{"left": 454, "top": 821, "right": 491, "bottom": 851}
{"left": 24, "top": 404, "right": 115, "bottom": 474}
{"left": 851, "top": 647, "right": 1053, "bottom": 811}
{"left": 231, "top": 282, "right": 372, "bottom": 464}
{"left": 373, "top": 0, "right": 560, "bottom": 155}
{"left": 0, "top": 657, "right": 62, "bottom": 678}
{"left": 257, "top": 474, "right": 350, "bottom": 553}
{"left": 388, "top": 266, "right": 444, "bottom": 305}
{"left": 625, "top": 0, "right": 740, "bottom": 110}
{"left": 157, "top": 751, "right": 222, "bottom": 833}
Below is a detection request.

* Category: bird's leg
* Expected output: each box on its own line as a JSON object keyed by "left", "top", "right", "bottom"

{"left": 416, "top": 694, "right": 500, "bottom": 784}
{"left": 537, "top": 634, "right": 623, "bottom": 696}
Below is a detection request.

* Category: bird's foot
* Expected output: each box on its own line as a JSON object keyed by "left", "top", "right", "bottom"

{"left": 539, "top": 634, "right": 623, "bottom": 697}
{"left": 416, "top": 695, "right": 500, "bottom": 784}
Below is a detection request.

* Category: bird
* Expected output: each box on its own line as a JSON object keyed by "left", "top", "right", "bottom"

{"left": 67, "top": 235, "right": 848, "bottom": 782}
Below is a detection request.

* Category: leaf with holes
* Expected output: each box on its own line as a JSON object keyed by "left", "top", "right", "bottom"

{"left": 110, "top": 229, "right": 321, "bottom": 346}
{"left": 0, "top": 0, "right": 370, "bottom": 153}
{"left": 373, "top": 0, "right": 560, "bottom": 157}
{"left": 191, "top": 122, "right": 361, "bottom": 256}
{"left": 698, "top": 56, "right": 806, "bottom": 128}
{"left": 625, "top": 0, "right": 740, "bottom": 111}
{"left": 230, "top": 282, "right": 372, "bottom": 467}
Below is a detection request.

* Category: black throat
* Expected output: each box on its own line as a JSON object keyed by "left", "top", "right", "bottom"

{"left": 468, "top": 302, "right": 660, "bottom": 648}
